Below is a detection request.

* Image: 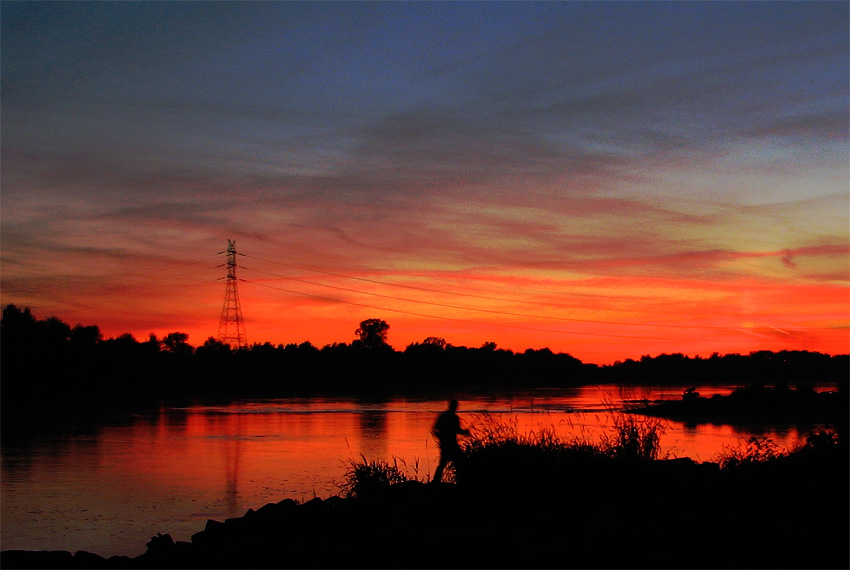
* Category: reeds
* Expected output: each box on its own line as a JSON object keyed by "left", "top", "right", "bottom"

{"left": 338, "top": 455, "right": 411, "bottom": 498}
{"left": 598, "top": 413, "right": 666, "bottom": 461}
{"left": 450, "top": 411, "right": 669, "bottom": 492}
{"left": 338, "top": 420, "right": 843, "bottom": 496}
{"left": 462, "top": 411, "right": 665, "bottom": 462}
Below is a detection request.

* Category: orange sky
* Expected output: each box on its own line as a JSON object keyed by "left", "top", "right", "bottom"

{"left": 7, "top": 246, "right": 845, "bottom": 365}
{"left": 2, "top": 2, "right": 848, "bottom": 364}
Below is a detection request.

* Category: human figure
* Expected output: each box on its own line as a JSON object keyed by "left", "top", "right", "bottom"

{"left": 431, "top": 399, "right": 469, "bottom": 483}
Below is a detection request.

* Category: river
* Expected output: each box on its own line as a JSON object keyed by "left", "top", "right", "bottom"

{"left": 0, "top": 383, "right": 838, "bottom": 558}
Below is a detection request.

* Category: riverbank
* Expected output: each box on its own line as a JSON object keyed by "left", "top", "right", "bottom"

{"left": 4, "top": 304, "right": 847, "bottom": 413}
{"left": 3, "top": 446, "right": 847, "bottom": 569}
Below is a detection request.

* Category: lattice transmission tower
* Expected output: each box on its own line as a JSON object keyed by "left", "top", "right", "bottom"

{"left": 217, "top": 239, "right": 248, "bottom": 349}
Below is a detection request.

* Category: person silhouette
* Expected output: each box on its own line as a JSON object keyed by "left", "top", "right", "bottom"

{"left": 431, "top": 399, "right": 469, "bottom": 483}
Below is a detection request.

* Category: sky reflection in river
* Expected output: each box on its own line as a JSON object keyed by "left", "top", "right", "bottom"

{"left": 0, "top": 386, "right": 833, "bottom": 557}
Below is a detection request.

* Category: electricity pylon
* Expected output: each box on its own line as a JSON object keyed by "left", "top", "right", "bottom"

{"left": 217, "top": 239, "right": 248, "bottom": 349}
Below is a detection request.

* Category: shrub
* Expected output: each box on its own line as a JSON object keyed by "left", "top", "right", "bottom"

{"left": 717, "top": 435, "right": 786, "bottom": 469}
{"left": 801, "top": 427, "right": 841, "bottom": 452}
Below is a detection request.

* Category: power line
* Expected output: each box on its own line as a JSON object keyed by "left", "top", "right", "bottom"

{"left": 247, "top": 279, "right": 687, "bottom": 342}
{"left": 240, "top": 261, "right": 741, "bottom": 332}
{"left": 9, "top": 248, "right": 835, "bottom": 344}
{"left": 5, "top": 263, "right": 218, "bottom": 318}
{"left": 20, "top": 280, "right": 215, "bottom": 317}
{"left": 2, "top": 258, "right": 215, "bottom": 296}
{"left": 242, "top": 254, "right": 645, "bottom": 305}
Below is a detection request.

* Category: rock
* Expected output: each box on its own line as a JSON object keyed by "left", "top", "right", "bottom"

{"left": 105, "top": 555, "right": 133, "bottom": 568}
{"left": 299, "top": 497, "right": 324, "bottom": 510}
{"left": 73, "top": 550, "right": 106, "bottom": 567}
{"left": 145, "top": 532, "right": 175, "bottom": 553}
{"left": 252, "top": 502, "right": 284, "bottom": 523}
{"left": 189, "top": 521, "right": 227, "bottom": 552}
{"left": 203, "top": 519, "right": 225, "bottom": 534}
{"left": 1, "top": 550, "right": 74, "bottom": 568}
{"left": 276, "top": 498, "right": 298, "bottom": 509}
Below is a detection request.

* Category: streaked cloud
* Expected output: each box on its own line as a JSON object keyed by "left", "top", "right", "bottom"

{"left": 1, "top": 1, "right": 847, "bottom": 362}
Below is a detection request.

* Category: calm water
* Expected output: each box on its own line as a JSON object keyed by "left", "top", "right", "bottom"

{"left": 1, "top": 384, "right": 835, "bottom": 557}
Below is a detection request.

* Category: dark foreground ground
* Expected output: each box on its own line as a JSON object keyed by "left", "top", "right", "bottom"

{"left": 3, "top": 449, "right": 848, "bottom": 570}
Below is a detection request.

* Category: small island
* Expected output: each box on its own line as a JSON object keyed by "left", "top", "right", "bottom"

{"left": 626, "top": 383, "right": 847, "bottom": 425}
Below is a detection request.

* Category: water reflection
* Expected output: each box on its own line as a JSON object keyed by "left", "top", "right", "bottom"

{"left": 1, "top": 386, "right": 839, "bottom": 558}
{"left": 218, "top": 412, "right": 243, "bottom": 518}
{"left": 357, "top": 407, "right": 389, "bottom": 460}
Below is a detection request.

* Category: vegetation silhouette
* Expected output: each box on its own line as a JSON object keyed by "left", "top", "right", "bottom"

{"left": 628, "top": 382, "right": 847, "bottom": 427}
{"left": 3, "top": 304, "right": 847, "bottom": 422}
{"left": 353, "top": 318, "right": 391, "bottom": 350}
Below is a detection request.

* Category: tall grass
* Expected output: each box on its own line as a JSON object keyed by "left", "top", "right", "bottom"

{"left": 450, "top": 411, "right": 669, "bottom": 492}
{"left": 337, "top": 420, "right": 843, "bottom": 497}
{"left": 338, "top": 455, "right": 416, "bottom": 498}
{"left": 461, "top": 411, "right": 666, "bottom": 462}
{"left": 462, "top": 413, "right": 565, "bottom": 453}
{"left": 598, "top": 413, "right": 666, "bottom": 461}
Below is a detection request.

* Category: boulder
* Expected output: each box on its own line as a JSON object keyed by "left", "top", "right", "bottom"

{"left": 145, "top": 532, "right": 175, "bottom": 554}
{"left": 72, "top": 550, "right": 107, "bottom": 567}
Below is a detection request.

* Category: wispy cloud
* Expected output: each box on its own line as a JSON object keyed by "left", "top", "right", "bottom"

{"left": 2, "top": 1, "right": 847, "bottom": 360}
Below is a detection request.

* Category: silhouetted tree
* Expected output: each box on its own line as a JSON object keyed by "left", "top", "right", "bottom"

{"left": 1, "top": 303, "right": 35, "bottom": 330}
{"left": 423, "top": 337, "right": 447, "bottom": 349}
{"left": 405, "top": 336, "right": 449, "bottom": 353}
{"left": 144, "top": 333, "right": 162, "bottom": 354}
{"left": 39, "top": 316, "right": 72, "bottom": 349}
{"left": 1, "top": 303, "right": 847, "bottom": 410}
{"left": 354, "top": 318, "right": 390, "bottom": 349}
{"left": 70, "top": 323, "right": 101, "bottom": 350}
{"left": 162, "top": 332, "right": 192, "bottom": 356}
{"left": 97, "top": 333, "right": 148, "bottom": 388}
{"left": 198, "top": 336, "right": 231, "bottom": 354}
{"left": 1, "top": 304, "right": 37, "bottom": 352}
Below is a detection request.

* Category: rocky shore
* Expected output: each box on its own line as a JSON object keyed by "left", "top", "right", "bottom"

{"left": 3, "top": 452, "right": 848, "bottom": 569}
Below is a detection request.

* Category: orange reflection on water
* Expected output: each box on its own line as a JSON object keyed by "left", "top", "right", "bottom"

{"left": 118, "top": 391, "right": 823, "bottom": 513}
{"left": 1, "top": 390, "right": 833, "bottom": 557}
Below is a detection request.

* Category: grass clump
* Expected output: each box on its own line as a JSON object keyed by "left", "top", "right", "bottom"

{"left": 598, "top": 413, "right": 665, "bottom": 461}
{"left": 454, "top": 412, "right": 668, "bottom": 491}
{"left": 717, "top": 435, "right": 786, "bottom": 469}
{"left": 795, "top": 426, "right": 843, "bottom": 454}
{"left": 462, "top": 413, "right": 568, "bottom": 455}
{"left": 338, "top": 455, "right": 412, "bottom": 498}
{"left": 462, "top": 411, "right": 665, "bottom": 461}
{"left": 717, "top": 427, "right": 845, "bottom": 470}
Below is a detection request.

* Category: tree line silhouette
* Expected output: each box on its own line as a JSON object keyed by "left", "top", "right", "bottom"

{"left": 2, "top": 304, "right": 847, "bottom": 417}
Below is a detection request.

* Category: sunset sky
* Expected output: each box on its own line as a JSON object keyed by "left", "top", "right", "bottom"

{"left": 2, "top": 1, "right": 848, "bottom": 364}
